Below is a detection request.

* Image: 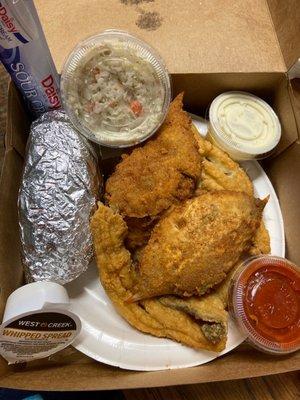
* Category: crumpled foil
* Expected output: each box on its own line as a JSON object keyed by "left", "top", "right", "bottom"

{"left": 18, "top": 110, "right": 102, "bottom": 284}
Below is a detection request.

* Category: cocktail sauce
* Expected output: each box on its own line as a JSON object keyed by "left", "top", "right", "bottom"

{"left": 229, "top": 256, "right": 300, "bottom": 354}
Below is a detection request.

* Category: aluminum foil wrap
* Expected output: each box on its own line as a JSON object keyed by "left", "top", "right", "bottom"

{"left": 19, "top": 110, "right": 102, "bottom": 284}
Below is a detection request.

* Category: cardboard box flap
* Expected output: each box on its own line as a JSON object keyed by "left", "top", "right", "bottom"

{"left": 265, "top": 142, "right": 300, "bottom": 264}
{"left": 267, "top": 0, "right": 300, "bottom": 72}
{"left": 34, "top": 0, "right": 286, "bottom": 74}
{"left": 290, "top": 79, "right": 300, "bottom": 133}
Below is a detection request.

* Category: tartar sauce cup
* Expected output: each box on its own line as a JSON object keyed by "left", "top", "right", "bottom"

{"left": 229, "top": 255, "right": 300, "bottom": 355}
{"left": 208, "top": 92, "right": 281, "bottom": 161}
{"left": 61, "top": 30, "right": 171, "bottom": 148}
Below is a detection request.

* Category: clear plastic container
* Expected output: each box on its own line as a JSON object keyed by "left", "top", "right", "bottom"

{"left": 61, "top": 30, "right": 171, "bottom": 148}
{"left": 208, "top": 92, "right": 281, "bottom": 161}
{"left": 229, "top": 255, "right": 300, "bottom": 355}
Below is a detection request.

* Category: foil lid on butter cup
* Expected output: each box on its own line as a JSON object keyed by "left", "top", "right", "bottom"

{"left": 19, "top": 110, "right": 102, "bottom": 285}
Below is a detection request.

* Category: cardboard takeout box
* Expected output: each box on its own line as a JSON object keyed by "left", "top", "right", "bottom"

{"left": 0, "top": 0, "right": 300, "bottom": 390}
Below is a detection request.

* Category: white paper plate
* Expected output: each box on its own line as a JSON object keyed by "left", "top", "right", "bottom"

{"left": 66, "top": 118, "right": 285, "bottom": 371}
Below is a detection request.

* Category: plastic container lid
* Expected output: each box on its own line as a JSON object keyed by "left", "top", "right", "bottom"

{"left": 2, "top": 282, "right": 70, "bottom": 322}
{"left": 229, "top": 255, "right": 300, "bottom": 355}
{"left": 208, "top": 91, "right": 281, "bottom": 160}
{"left": 0, "top": 282, "right": 81, "bottom": 364}
{"left": 61, "top": 30, "right": 171, "bottom": 148}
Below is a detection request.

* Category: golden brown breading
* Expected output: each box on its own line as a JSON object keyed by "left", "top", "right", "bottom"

{"left": 163, "top": 91, "right": 191, "bottom": 127}
{"left": 249, "top": 220, "right": 271, "bottom": 255}
{"left": 90, "top": 203, "right": 227, "bottom": 351}
{"left": 141, "top": 298, "right": 226, "bottom": 351}
{"left": 105, "top": 94, "right": 202, "bottom": 218}
{"left": 193, "top": 129, "right": 253, "bottom": 196}
{"left": 212, "top": 262, "right": 241, "bottom": 307}
{"left": 133, "top": 191, "right": 267, "bottom": 300}
{"left": 192, "top": 126, "right": 270, "bottom": 257}
{"left": 213, "top": 227, "right": 271, "bottom": 308}
{"left": 124, "top": 216, "right": 158, "bottom": 252}
{"left": 159, "top": 294, "right": 227, "bottom": 344}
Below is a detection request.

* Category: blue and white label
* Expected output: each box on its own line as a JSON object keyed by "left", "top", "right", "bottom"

{"left": 0, "top": 0, "right": 61, "bottom": 117}
{"left": 0, "top": 1, "right": 31, "bottom": 48}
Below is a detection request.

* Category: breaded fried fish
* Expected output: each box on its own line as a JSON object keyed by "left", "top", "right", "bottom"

{"left": 249, "top": 220, "right": 271, "bottom": 255}
{"left": 193, "top": 129, "right": 253, "bottom": 196}
{"left": 105, "top": 93, "right": 202, "bottom": 218}
{"left": 193, "top": 127, "right": 270, "bottom": 256}
{"left": 159, "top": 294, "right": 227, "bottom": 344}
{"left": 90, "top": 203, "right": 228, "bottom": 351}
{"left": 124, "top": 216, "right": 158, "bottom": 252}
{"left": 132, "top": 191, "right": 267, "bottom": 300}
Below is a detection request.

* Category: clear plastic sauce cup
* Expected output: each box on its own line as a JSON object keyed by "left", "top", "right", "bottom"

{"left": 61, "top": 30, "right": 171, "bottom": 148}
{"left": 208, "top": 92, "right": 281, "bottom": 161}
{"left": 229, "top": 255, "right": 300, "bottom": 355}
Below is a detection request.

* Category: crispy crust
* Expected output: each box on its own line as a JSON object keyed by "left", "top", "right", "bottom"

{"left": 124, "top": 216, "right": 158, "bottom": 252}
{"left": 192, "top": 127, "right": 253, "bottom": 196}
{"left": 135, "top": 191, "right": 267, "bottom": 299}
{"left": 249, "top": 220, "right": 271, "bottom": 255}
{"left": 192, "top": 126, "right": 270, "bottom": 256}
{"left": 159, "top": 294, "right": 227, "bottom": 344}
{"left": 90, "top": 203, "right": 227, "bottom": 351}
{"left": 105, "top": 94, "right": 202, "bottom": 218}
{"left": 91, "top": 101, "right": 271, "bottom": 353}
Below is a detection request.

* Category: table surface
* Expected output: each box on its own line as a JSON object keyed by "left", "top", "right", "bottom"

{"left": 0, "top": 64, "right": 299, "bottom": 399}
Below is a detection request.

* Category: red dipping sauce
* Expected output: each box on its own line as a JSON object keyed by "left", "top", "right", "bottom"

{"left": 229, "top": 256, "right": 300, "bottom": 354}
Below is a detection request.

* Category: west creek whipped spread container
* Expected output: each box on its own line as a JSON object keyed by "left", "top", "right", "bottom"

{"left": 61, "top": 30, "right": 171, "bottom": 148}
{"left": 0, "top": 0, "right": 61, "bottom": 117}
{"left": 208, "top": 92, "right": 281, "bottom": 160}
{"left": 0, "top": 282, "right": 81, "bottom": 364}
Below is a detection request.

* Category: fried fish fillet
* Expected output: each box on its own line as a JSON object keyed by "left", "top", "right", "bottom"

{"left": 90, "top": 203, "right": 227, "bottom": 351}
{"left": 159, "top": 294, "right": 227, "bottom": 344}
{"left": 158, "top": 258, "right": 251, "bottom": 345}
{"left": 125, "top": 124, "right": 270, "bottom": 254}
{"left": 249, "top": 220, "right": 271, "bottom": 255}
{"left": 193, "top": 129, "right": 253, "bottom": 196}
{"left": 124, "top": 216, "right": 158, "bottom": 252}
{"left": 132, "top": 191, "right": 267, "bottom": 300}
{"left": 105, "top": 93, "right": 202, "bottom": 218}
{"left": 192, "top": 127, "right": 270, "bottom": 255}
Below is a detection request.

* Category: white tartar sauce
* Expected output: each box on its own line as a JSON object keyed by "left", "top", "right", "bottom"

{"left": 209, "top": 92, "right": 281, "bottom": 160}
